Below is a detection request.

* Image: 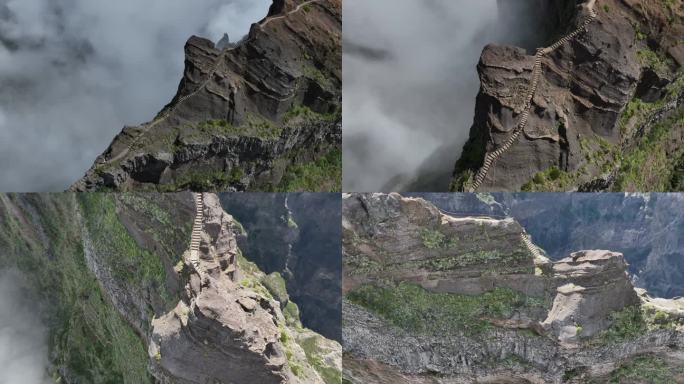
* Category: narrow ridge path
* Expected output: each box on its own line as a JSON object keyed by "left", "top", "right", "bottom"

{"left": 466, "top": 2, "right": 598, "bottom": 192}
{"left": 105, "top": 0, "right": 325, "bottom": 165}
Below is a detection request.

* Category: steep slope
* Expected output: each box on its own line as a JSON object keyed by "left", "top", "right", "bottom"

{"left": 0, "top": 193, "right": 341, "bottom": 383}
{"left": 452, "top": 0, "right": 684, "bottom": 192}
{"left": 71, "top": 0, "right": 342, "bottom": 192}
{"left": 343, "top": 193, "right": 684, "bottom": 383}
{"left": 220, "top": 193, "right": 342, "bottom": 342}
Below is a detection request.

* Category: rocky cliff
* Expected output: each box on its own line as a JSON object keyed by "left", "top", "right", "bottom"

{"left": 71, "top": 0, "right": 342, "bottom": 192}
{"left": 220, "top": 193, "right": 342, "bottom": 342}
{"left": 0, "top": 192, "right": 341, "bottom": 383}
{"left": 452, "top": 0, "right": 684, "bottom": 192}
{"left": 343, "top": 193, "right": 684, "bottom": 383}
{"left": 413, "top": 192, "right": 684, "bottom": 300}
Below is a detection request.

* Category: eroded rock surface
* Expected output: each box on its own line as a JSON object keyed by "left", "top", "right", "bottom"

{"left": 72, "top": 0, "right": 342, "bottom": 192}
{"left": 453, "top": 0, "right": 684, "bottom": 192}
{"left": 150, "top": 194, "right": 340, "bottom": 383}
{"left": 343, "top": 193, "right": 684, "bottom": 383}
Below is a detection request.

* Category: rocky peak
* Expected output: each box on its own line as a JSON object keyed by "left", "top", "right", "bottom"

{"left": 452, "top": 0, "right": 684, "bottom": 192}
{"left": 149, "top": 193, "right": 342, "bottom": 384}
{"left": 72, "top": 0, "right": 342, "bottom": 192}
{"left": 150, "top": 193, "right": 292, "bottom": 383}
{"left": 543, "top": 250, "right": 640, "bottom": 342}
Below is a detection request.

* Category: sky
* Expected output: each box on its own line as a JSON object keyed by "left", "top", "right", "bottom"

{"left": 343, "top": 0, "right": 529, "bottom": 192}
{"left": 0, "top": 269, "right": 49, "bottom": 384}
{"left": 0, "top": 0, "right": 271, "bottom": 191}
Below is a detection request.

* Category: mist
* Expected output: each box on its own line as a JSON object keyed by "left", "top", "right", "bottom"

{"left": 343, "top": 0, "right": 530, "bottom": 192}
{"left": 0, "top": 269, "right": 49, "bottom": 384}
{"left": 0, "top": 0, "right": 271, "bottom": 191}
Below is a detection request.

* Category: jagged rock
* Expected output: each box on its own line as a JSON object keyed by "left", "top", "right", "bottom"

{"left": 71, "top": 0, "right": 341, "bottom": 192}
{"left": 343, "top": 193, "right": 684, "bottom": 383}
{"left": 453, "top": 0, "right": 684, "bottom": 192}
{"left": 542, "top": 250, "right": 640, "bottom": 342}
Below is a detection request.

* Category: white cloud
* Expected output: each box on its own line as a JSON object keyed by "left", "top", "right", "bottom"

{"left": 0, "top": 269, "right": 49, "bottom": 384}
{"left": 0, "top": 0, "right": 271, "bottom": 191}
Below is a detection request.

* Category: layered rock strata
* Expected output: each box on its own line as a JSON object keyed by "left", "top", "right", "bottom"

{"left": 453, "top": 0, "right": 684, "bottom": 191}
{"left": 72, "top": 0, "right": 342, "bottom": 192}
{"left": 343, "top": 193, "right": 684, "bottom": 383}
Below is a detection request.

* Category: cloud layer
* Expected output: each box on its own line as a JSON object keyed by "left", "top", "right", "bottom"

{"left": 0, "top": 0, "right": 270, "bottom": 191}
{"left": 0, "top": 269, "right": 49, "bottom": 384}
{"left": 343, "top": 0, "right": 526, "bottom": 192}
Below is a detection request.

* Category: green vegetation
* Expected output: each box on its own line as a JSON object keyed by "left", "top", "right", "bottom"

{"left": 607, "top": 355, "right": 684, "bottom": 384}
{"left": 614, "top": 105, "right": 684, "bottom": 191}
{"left": 283, "top": 104, "right": 339, "bottom": 124}
{"left": 79, "top": 194, "right": 169, "bottom": 305}
{"left": 190, "top": 114, "right": 282, "bottom": 142}
{"left": 261, "top": 272, "right": 289, "bottom": 304}
{"left": 420, "top": 229, "right": 448, "bottom": 249}
{"left": 300, "top": 336, "right": 342, "bottom": 384}
{"left": 283, "top": 301, "right": 302, "bottom": 327}
{"left": 287, "top": 216, "right": 299, "bottom": 229}
{"left": 637, "top": 48, "right": 674, "bottom": 74}
{"left": 347, "top": 283, "right": 546, "bottom": 336}
{"left": 275, "top": 149, "right": 342, "bottom": 192}
{"left": 599, "top": 306, "right": 647, "bottom": 343}
{"left": 0, "top": 195, "right": 152, "bottom": 382}
{"left": 302, "top": 65, "right": 334, "bottom": 91}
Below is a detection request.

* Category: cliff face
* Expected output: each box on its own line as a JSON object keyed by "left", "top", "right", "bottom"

{"left": 219, "top": 193, "right": 342, "bottom": 342}
{"left": 0, "top": 193, "right": 341, "bottom": 383}
{"left": 453, "top": 0, "right": 684, "bottom": 192}
{"left": 72, "top": 0, "right": 342, "bottom": 192}
{"left": 343, "top": 193, "right": 684, "bottom": 383}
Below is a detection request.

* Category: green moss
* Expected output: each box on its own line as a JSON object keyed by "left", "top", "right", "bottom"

{"left": 347, "top": 283, "right": 546, "bottom": 336}
{"left": 193, "top": 114, "right": 283, "bottom": 141}
{"left": 287, "top": 216, "right": 299, "bottom": 229}
{"left": 275, "top": 149, "right": 342, "bottom": 192}
{"left": 302, "top": 65, "right": 334, "bottom": 91}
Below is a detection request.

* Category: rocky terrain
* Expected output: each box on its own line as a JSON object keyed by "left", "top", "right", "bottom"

{"left": 220, "top": 193, "right": 342, "bottom": 341}
{"left": 452, "top": 0, "right": 684, "bottom": 192}
{"left": 71, "top": 0, "right": 342, "bottom": 192}
{"left": 343, "top": 193, "right": 684, "bottom": 383}
{"left": 0, "top": 192, "right": 341, "bottom": 383}
{"left": 414, "top": 192, "right": 684, "bottom": 300}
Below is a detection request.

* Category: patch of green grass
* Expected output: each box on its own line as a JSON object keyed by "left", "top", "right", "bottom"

{"left": 302, "top": 65, "right": 334, "bottom": 90}
{"left": 598, "top": 306, "right": 646, "bottom": 343}
{"left": 608, "top": 355, "right": 684, "bottom": 384}
{"left": 637, "top": 49, "right": 674, "bottom": 74}
{"left": 261, "top": 272, "right": 289, "bottom": 304}
{"left": 283, "top": 301, "right": 302, "bottom": 327}
{"left": 276, "top": 149, "right": 341, "bottom": 192}
{"left": 79, "top": 194, "right": 168, "bottom": 301}
{"left": 300, "top": 336, "right": 342, "bottom": 384}
{"left": 420, "top": 229, "right": 446, "bottom": 249}
{"left": 347, "top": 283, "right": 546, "bottom": 336}
{"left": 283, "top": 105, "right": 339, "bottom": 124}
{"left": 613, "top": 105, "right": 684, "bottom": 191}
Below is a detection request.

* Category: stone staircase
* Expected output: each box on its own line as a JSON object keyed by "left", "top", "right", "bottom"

{"left": 189, "top": 193, "right": 204, "bottom": 269}
{"left": 521, "top": 232, "right": 544, "bottom": 261}
{"left": 466, "top": 3, "right": 598, "bottom": 192}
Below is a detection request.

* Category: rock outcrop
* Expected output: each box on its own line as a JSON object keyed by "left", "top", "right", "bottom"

{"left": 452, "top": 0, "right": 684, "bottom": 192}
{"left": 343, "top": 193, "right": 684, "bottom": 383}
{"left": 0, "top": 193, "right": 341, "bottom": 383}
{"left": 71, "top": 0, "right": 342, "bottom": 192}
